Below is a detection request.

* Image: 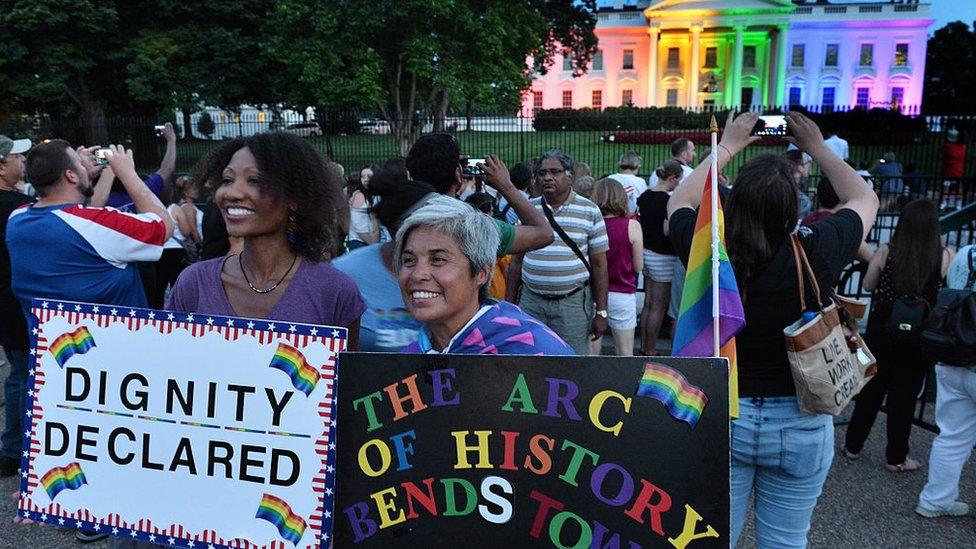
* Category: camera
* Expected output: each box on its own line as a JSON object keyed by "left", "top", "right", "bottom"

{"left": 751, "top": 114, "right": 790, "bottom": 137}
{"left": 154, "top": 124, "right": 166, "bottom": 137}
{"left": 94, "top": 148, "right": 112, "bottom": 166}
{"left": 462, "top": 158, "right": 486, "bottom": 177}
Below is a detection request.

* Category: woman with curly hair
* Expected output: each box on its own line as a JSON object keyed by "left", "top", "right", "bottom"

{"left": 166, "top": 132, "right": 365, "bottom": 347}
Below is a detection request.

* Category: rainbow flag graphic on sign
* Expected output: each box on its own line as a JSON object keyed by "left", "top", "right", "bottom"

{"left": 268, "top": 342, "right": 320, "bottom": 396}
{"left": 49, "top": 327, "right": 96, "bottom": 368}
{"left": 40, "top": 462, "right": 88, "bottom": 500}
{"left": 256, "top": 493, "right": 307, "bottom": 545}
{"left": 636, "top": 363, "right": 709, "bottom": 428}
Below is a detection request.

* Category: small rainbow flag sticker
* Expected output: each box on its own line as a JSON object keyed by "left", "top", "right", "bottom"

{"left": 256, "top": 493, "right": 307, "bottom": 545}
{"left": 268, "top": 342, "right": 319, "bottom": 396}
{"left": 636, "top": 363, "right": 709, "bottom": 428}
{"left": 40, "top": 462, "right": 87, "bottom": 500}
{"left": 49, "top": 327, "right": 96, "bottom": 367}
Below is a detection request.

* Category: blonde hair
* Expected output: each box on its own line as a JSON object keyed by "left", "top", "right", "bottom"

{"left": 573, "top": 161, "right": 592, "bottom": 180}
{"left": 592, "top": 178, "right": 628, "bottom": 217}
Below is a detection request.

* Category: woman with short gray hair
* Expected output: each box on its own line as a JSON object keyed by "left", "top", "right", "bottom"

{"left": 395, "top": 199, "right": 573, "bottom": 355}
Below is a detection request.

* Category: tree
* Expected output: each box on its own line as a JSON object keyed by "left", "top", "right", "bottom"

{"left": 266, "top": 0, "right": 598, "bottom": 154}
{"left": 924, "top": 21, "right": 976, "bottom": 114}
{"left": 197, "top": 112, "right": 216, "bottom": 138}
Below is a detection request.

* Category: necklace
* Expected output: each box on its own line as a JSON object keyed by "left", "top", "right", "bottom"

{"left": 239, "top": 251, "right": 298, "bottom": 294}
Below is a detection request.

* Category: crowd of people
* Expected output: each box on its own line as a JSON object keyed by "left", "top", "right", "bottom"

{"left": 0, "top": 111, "right": 973, "bottom": 548}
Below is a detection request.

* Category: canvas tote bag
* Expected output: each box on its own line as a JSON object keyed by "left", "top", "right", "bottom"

{"left": 784, "top": 235, "right": 877, "bottom": 415}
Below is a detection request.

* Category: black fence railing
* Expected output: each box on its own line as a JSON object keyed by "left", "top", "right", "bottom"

{"left": 2, "top": 109, "right": 974, "bottom": 182}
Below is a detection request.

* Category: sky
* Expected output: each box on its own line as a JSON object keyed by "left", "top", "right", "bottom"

{"left": 929, "top": 0, "right": 973, "bottom": 32}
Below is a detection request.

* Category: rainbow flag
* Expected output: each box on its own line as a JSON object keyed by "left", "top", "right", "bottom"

{"left": 40, "top": 462, "right": 87, "bottom": 500}
{"left": 672, "top": 168, "right": 745, "bottom": 417}
{"left": 268, "top": 342, "right": 320, "bottom": 396}
{"left": 636, "top": 362, "right": 708, "bottom": 428}
{"left": 49, "top": 327, "right": 96, "bottom": 368}
{"left": 256, "top": 493, "right": 307, "bottom": 545}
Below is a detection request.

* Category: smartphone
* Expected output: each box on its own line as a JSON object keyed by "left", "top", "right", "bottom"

{"left": 752, "top": 114, "right": 789, "bottom": 137}
{"left": 94, "top": 148, "right": 112, "bottom": 166}
{"left": 462, "top": 158, "right": 486, "bottom": 176}
{"left": 154, "top": 124, "right": 166, "bottom": 136}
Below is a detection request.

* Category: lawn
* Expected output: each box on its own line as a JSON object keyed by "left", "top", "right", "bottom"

{"left": 170, "top": 130, "right": 972, "bottom": 181}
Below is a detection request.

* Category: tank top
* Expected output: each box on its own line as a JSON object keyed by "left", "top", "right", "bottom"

{"left": 605, "top": 216, "right": 637, "bottom": 293}
{"left": 866, "top": 247, "right": 942, "bottom": 356}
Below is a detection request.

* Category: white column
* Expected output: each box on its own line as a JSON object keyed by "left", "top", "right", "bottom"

{"left": 774, "top": 24, "right": 789, "bottom": 107}
{"left": 646, "top": 27, "right": 660, "bottom": 106}
{"left": 689, "top": 25, "right": 702, "bottom": 108}
{"left": 732, "top": 25, "right": 745, "bottom": 107}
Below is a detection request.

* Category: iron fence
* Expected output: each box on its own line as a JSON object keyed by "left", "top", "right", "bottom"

{"left": 3, "top": 108, "right": 974, "bottom": 182}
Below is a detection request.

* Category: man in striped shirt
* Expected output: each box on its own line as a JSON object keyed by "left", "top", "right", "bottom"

{"left": 506, "top": 150, "right": 609, "bottom": 355}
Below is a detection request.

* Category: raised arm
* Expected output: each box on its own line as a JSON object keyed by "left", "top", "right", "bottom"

{"left": 157, "top": 122, "right": 178, "bottom": 184}
{"left": 88, "top": 165, "right": 115, "bottom": 208}
{"left": 482, "top": 155, "right": 554, "bottom": 253}
{"left": 668, "top": 112, "right": 759, "bottom": 217}
{"left": 106, "top": 144, "right": 174, "bottom": 240}
{"left": 786, "top": 112, "right": 878, "bottom": 242}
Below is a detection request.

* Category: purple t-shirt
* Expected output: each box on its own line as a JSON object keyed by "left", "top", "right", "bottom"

{"left": 166, "top": 256, "right": 366, "bottom": 328}
{"left": 106, "top": 173, "right": 164, "bottom": 211}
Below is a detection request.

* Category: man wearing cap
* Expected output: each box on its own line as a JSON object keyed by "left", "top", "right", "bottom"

{"left": 0, "top": 135, "right": 32, "bottom": 477}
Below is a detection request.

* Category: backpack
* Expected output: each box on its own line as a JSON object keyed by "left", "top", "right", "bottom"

{"left": 886, "top": 295, "right": 930, "bottom": 339}
{"left": 920, "top": 247, "right": 976, "bottom": 366}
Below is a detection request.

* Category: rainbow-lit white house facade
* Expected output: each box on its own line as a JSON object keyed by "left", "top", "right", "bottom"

{"left": 523, "top": 0, "right": 933, "bottom": 113}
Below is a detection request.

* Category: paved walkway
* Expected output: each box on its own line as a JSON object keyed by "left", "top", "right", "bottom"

{"left": 0, "top": 371, "right": 973, "bottom": 548}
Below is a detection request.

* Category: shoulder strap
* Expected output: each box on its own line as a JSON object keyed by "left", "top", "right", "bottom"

{"left": 541, "top": 197, "right": 592, "bottom": 276}
{"left": 966, "top": 246, "right": 976, "bottom": 290}
{"left": 791, "top": 234, "right": 823, "bottom": 312}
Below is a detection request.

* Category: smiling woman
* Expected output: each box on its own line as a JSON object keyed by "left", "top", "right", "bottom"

{"left": 165, "top": 132, "right": 365, "bottom": 348}
{"left": 395, "top": 199, "right": 572, "bottom": 355}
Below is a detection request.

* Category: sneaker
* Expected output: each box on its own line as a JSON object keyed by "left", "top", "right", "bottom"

{"left": 915, "top": 501, "right": 970, "bottom": 518}
{"left": 0, "top": 457, "right": 18, "bottom": 477}
{"left": 75, "top": 531, "right": 109, "bottom": 543}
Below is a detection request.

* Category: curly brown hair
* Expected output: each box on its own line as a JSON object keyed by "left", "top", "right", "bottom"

{"left": 191, "top": 132, "right": 344, "bottom": 261}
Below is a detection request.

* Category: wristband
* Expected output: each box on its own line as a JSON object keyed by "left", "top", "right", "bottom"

{"left": 718, "top": 144, "right": 733, "bottom": 160}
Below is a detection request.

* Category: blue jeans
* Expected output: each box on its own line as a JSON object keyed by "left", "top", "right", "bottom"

{"left": 1, "top": 348, "right": 29, "bottom": 460}
{"left": 730, "top": 397, "right": 834, "bottom": 548}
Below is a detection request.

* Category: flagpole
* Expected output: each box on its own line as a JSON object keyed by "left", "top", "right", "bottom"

{"left": 709, "top": 115, "right": 720, "bottom": 358}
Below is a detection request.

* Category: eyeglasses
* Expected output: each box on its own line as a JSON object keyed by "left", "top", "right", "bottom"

{"left": 535, "top": 168, "right": 566, "bottom": 178}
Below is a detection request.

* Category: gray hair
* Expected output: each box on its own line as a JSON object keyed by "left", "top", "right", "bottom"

{"left": 618, "top": 150, "right": 642, "bottom": 171}
{"left": 539, "top": 149, "right": 574, "bottom": 175}
{"left": 394, "top": 196, "right": 499, "bottom": 302}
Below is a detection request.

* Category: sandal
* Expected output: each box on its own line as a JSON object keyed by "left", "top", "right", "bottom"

{"left": 885, "top": 457, "right": 922, "bottom": 473}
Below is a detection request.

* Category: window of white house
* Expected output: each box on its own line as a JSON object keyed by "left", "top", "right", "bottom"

{"left": 563, "top": 53, "right": 573, "bottom": 72}
{"left": 743, "top": 46, "right": 756, "bottom": 68}
{"left": 825, "top": 44, "right": 839, "bottom": 67}
{"left": 621, "top": 89, "right": 634, "bottom": 106}
{"left": 592, "top": 90, "right": 602, "bottom": 109}
{"left": 666, "top": 88, "right": 678, "bottom": 106}
{"left": 533, "top": 91, "right": 543, "bottom": 110}
{"left": 562, "top": 90, "right": 573, "bottom": 108}
{"left": 891, "top": 87, "right": 904, "bottom": 106}
{"left": 822, "top": 87, "right": 836, "bottom": 110}
{"left": 789, "top": 87, "right": 802, "bottom": 106}
{"left": 623, "top": 49, "right": 635, "bottom": 70}
{"left": 855, "top": 87, "right": 870, "bottom": 108}
{"left": 704, "top": 47, "right": 717, "bottom": 68}
{"left": 667, "top": 47, "right": 680, "bottom": 69}
{"left": 894, "top": 43, "right": 909, "bottom": 66}
{"left": 791, "top": 44, "right": 805, "bottom": 68}
{"left": 859, "top": 44, "right": 873, "bottom": 67}
{"left": 592, "top": 50, "right": 603, "bottom": 71}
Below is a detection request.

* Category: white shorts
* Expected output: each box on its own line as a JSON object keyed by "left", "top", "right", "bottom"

{"left": 643, "top": 250, "right": 676, "bottom": 283}
{"left": 607, "top": 291, "right": 638, "bottom": 330}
